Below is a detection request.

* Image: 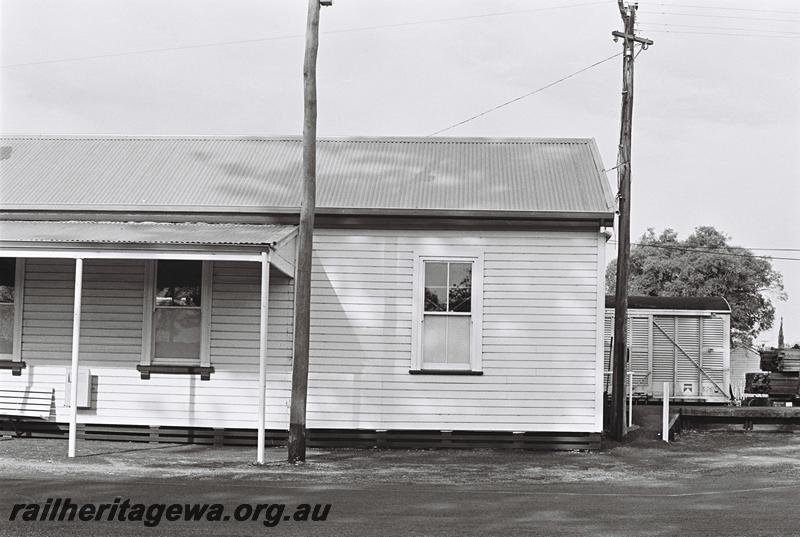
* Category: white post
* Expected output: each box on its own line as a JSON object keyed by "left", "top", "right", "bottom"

{"left": 627, "top": 371, "right": 634, "bottom": 428}
{"left": 662, "top": 381, "right": 670, "bottom": 443}
{"left": 257, "top": 252, "right": 270, "bottom": 464}
{"left": 68, "top": 258, "right": 84, "bottom": 458}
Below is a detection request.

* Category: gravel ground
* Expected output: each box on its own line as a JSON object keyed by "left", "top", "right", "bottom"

{"left": 3, "top": 429, "right": 800, "bottom": 487}
{"left": 4, "top": 431, "right": 800, "bottom": 536}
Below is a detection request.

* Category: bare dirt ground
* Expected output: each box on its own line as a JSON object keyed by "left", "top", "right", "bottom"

{"left": 3, "top": 429, "right": 800, "bottom": 486}
{"left": 3, "top": 430, "right": 800, "bottom": 536}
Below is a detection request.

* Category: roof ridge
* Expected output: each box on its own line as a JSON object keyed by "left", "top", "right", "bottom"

{"left": 0, "top": 219, "right": 284, "bottom": 227}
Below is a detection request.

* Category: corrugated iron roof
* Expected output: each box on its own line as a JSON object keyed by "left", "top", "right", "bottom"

{"left": 0, "top": 220, "right": 296, "bottom": 247}
{"left": 0, "top": 136, "right": 614, "bottom": 218}
{"left": 606, "top": 295, "right": 731, "bottom": 312}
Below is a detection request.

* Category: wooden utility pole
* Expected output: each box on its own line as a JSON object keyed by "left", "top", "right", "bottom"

{"left": 289, "top": 0, "right": 331, "bottom": 464}
{"left": 610, "top": 1, "right": 652, "bottom": 442}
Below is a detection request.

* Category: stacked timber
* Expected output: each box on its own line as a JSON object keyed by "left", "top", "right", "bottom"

{"left": 760, "top": 349, "right": 800, "bottom": 373}
{"left": 745, "top": 372, "right": 800, "bottom": 396}
{"left": 745, "top": 373, "right": 769, "bottom": 394}
{"left": 746, "top": 348, "right": 800, "bottom": 400}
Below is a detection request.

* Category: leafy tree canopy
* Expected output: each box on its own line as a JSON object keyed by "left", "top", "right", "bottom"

{"left": 606, "top": 226, "right": 786, "bottom": 347}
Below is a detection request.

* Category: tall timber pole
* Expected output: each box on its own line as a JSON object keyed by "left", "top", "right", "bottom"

{"left": 289, "top": 0, "right": 331, "bottom": 464}
{"left": 610, "top": 1, "right": 652, "bottom": 442}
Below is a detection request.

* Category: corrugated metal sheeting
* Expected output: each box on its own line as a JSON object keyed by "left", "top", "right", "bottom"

{"left": 0, "top": 136, "right": 614, "bottom": 216}
{"left": 0, "top": 221, "right": 296, "bottom": 246}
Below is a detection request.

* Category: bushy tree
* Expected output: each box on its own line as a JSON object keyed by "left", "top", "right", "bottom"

{"left": 606, "top": 227, "right": 785, "bottom": 346}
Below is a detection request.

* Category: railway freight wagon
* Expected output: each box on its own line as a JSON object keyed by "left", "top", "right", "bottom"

{"left": 604, "top": 296, "right": 732, "bottom": 403}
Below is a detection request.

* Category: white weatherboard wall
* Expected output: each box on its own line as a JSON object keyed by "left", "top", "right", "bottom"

{"left": 3, "top": 228, "right": 606, "bottom": 433}
{"left": 306, "top": 229, "right": 605, "bottom": 433}
{"left": 3, "top": 258, "right": 294, "bottom": 428}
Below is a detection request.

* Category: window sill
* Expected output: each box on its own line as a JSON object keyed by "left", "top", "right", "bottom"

{"left": 409, "top": 369, "right": 483, "bottom": 376}
{"left": 0, "top": 360, "right": 26, "bottom": 376}
{"left": 136, "top": 365, "right": 214, "bottom": 381}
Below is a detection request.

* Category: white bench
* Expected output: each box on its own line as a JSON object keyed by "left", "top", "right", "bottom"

{"left": 0, "top": 387, "right": 54, "bottom": 436}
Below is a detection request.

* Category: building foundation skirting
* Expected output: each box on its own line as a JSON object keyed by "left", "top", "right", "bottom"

{"left": 0, "top": 420, "right": 600, "bottom": 451}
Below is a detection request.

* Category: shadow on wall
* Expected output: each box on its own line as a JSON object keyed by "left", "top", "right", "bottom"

{"left": 308, "top": 243, "right": 413, "bottom": 430}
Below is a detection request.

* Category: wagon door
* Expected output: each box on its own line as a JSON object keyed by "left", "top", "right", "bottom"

{"left": 675, "top": 316, "right": 702, "bottom": 397}
{"left": 700, "top": 315, "right": 727, "bottom": 398}
{"left": 628, "top": 316, "right": 651, "bottom": 394}
{"left": 651, "top": 314, "right": 728, "bottom": 400}
{"left": 652, "top": 315, "right": 675, "bottom": 397}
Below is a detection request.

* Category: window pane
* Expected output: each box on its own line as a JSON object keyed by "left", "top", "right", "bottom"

{"left": 422, "top": 315, "right": 447, "bottom": 364}
{"left": 156, "top": 287, "right": 201, "bottom": 307}
{"left": 448, "top": 263, "right": 471, "bottom": 312}
{"left": 424, "top": 262, "right": 447, "bottom": 287}
{"left": 448, "top": 263, "right": 471, "bottom": 288}
{"left": 156, "top": 260, "right": 202, "bottom": 307}
{"left": 446, "top": 316, "right": 471, "bottom": 364}
{"left": 424, "top": 287, "right": 447, "bottom": 312}
{"left": 0, "top": 258, "right": 14, "bottom": 304}
{"left": 153, "top": 308, "right": 201, "bottom": 359}
{"left": 0, "top": 258, "right": 14, "bottom": 287}
{"left": 0, "top": 304, "right": 13, "bottom": 354}
{"left": 424, "top": 262, "right": 447, "bottom": 311}
{"left": 0, "top": 286, "right": 13, "bottom": 304}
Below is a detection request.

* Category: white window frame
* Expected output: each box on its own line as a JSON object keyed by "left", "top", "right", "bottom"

{"left": 0, "top": 258, "right": 25, "bottom": 362}
{"left": 141, "top": 260, "right": 212, "bottom": 368}
{"left": 411, "top": 248, "right": 483, "bottom": 373}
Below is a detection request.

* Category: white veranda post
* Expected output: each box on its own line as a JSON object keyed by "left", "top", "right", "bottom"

{"left": 628, "top": 370, "right": 634, "bottom": 428}
{"left": 257, "top": 252, "right": 271, "bottom": 464}
{"left": 662, "top": 382, "right": 670, "bottom": 443}
{"left": 68, "top": 258, "right": 84, "bottom": 458}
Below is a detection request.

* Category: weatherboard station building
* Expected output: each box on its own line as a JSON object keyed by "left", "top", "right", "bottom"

{"left": 0, "top": 135, "right": 615, "bottom": 454}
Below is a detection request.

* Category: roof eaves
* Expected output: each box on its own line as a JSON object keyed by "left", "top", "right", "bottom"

{"left": 0, "top": 204, "right": 615, "bottom": 221}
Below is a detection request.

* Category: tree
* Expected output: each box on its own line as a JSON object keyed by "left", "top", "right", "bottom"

{"left": 606, "top": 226, "right": 785, "bottom": 347}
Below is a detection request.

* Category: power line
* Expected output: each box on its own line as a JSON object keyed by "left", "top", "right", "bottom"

{"left": 643, "top": 11, "right": 800, "bottom": 23}
{"left": 2, "top": 1, "right": 606, "bottom": 69}
{"left": 651, "top": 3, "right": 800, "bottom": 16}
{"left": 321, "top": 1, "right": 608, "bottom": 33}
{"left": 610, "top": 240, "right": 800, "bottom": 252}
{"left": 639, "top": 28, "right": 800, "bottom": 39}
{"left": 640, "top": 22, "right": 800, "bottom": 35}
{"left": 2, "top": 34, "right": 304, "bottom": 69}
{"left": 608, "top": 241, "right": 800, "bottom": 261}
{"left": 427, "top": 51, "right": 623, "bottom": 136}
{"left": 620, "top": 240, "right": 800, "bottom": 252}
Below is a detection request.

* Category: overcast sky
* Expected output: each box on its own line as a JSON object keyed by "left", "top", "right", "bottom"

{"left": 2, "top": 0, "right": 799, "bottom": 345}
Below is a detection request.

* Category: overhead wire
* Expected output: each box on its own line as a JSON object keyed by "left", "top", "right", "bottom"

{"left": 639, "top": 22, "right": 800, "bottom": 35}
{"left": 427, "top": 51, "right": 625, "bottom": 136}
{"left": 638, "top": 29, "right": 800, "bottom": 39}
{"left": 650, "top": 3, "right": 800, "bottom": 16}
{"left": 636, "top": 8, "right": 800, "bottom": 39}
{"left": 642, "top": 11, "right": 800, "bottom": 23}
{"left": 2, "top": 1, "right": 607, "bottom": 69}
{"left": 607, "top": 241, "right": 800, "bottom": 262}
